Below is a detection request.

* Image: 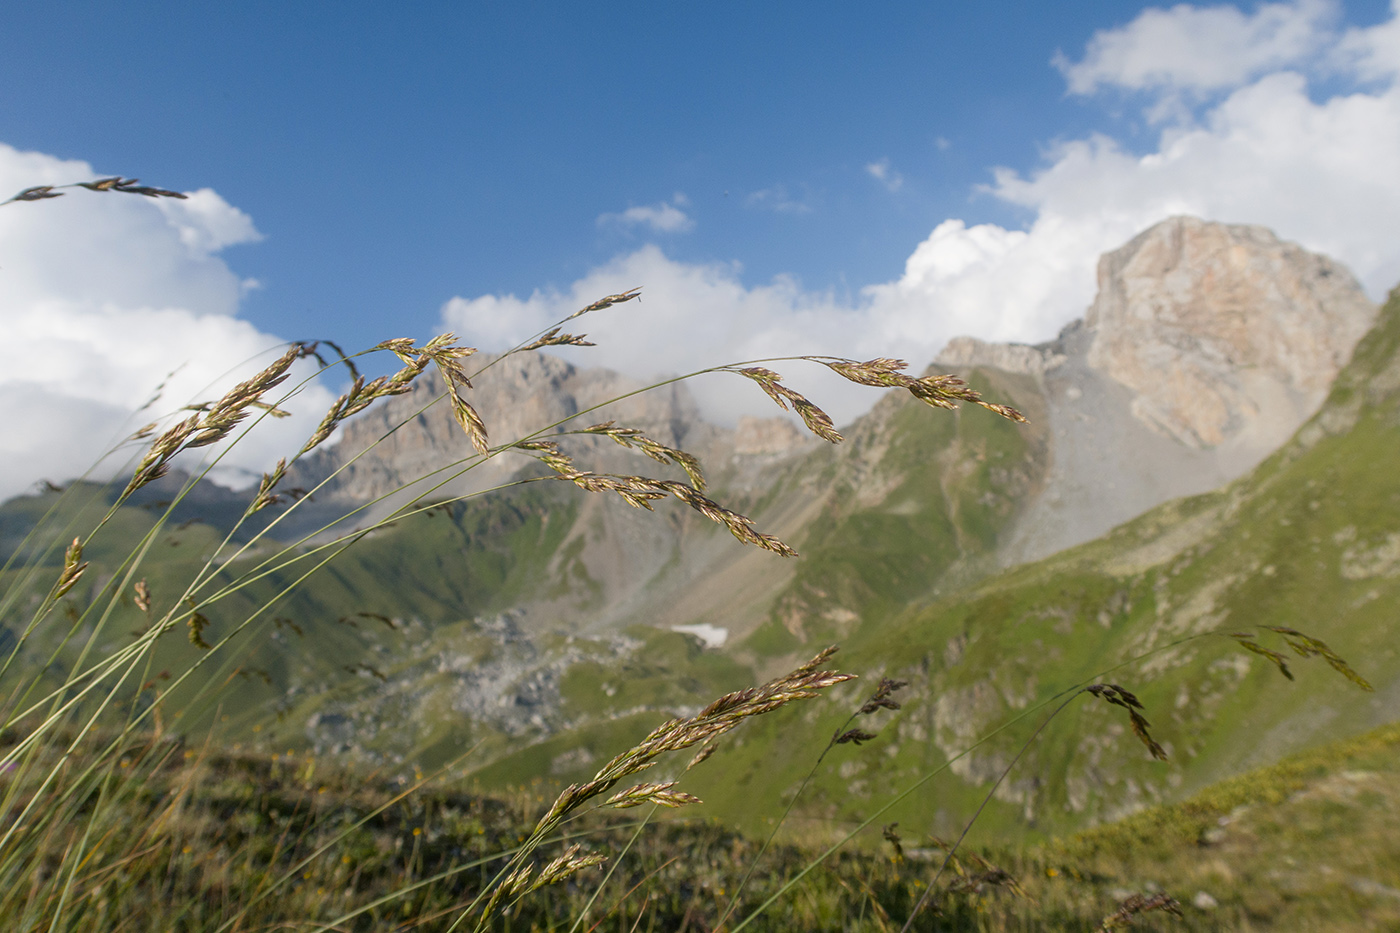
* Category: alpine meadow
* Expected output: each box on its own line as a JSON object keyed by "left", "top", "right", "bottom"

{"left": 1, "top": 165, "right": 1398, "bottom": 933}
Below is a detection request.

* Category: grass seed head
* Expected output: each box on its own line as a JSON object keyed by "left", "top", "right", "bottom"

{"left": 835, "top": 729, "right": 878, "bottom": 746}
{"left": 730, "top": 367, "right": 843, "bottom": 443}
{"left": 685, "top": 743, "right": 717, "bottom": 771}
{"left": 1265, "top": 625, "right": 1374, "bottom": 691}
{"left": 249, "top": 458, "right": 288, "bottom": 513}
{"left": 860, "top": 677, "right": 909, "bottom": 714}
{"left": 605, "top": 781, "right": 703, "bottom": 809}
{"left": 882, "top": 823, "right": 905, "bottom": 860}
{"left": 1098, "top": 892, "right": 1183, "bottom": 930}
{"left": 519, "top": 327, "right": 596, "bottom": 351}
{"left": 185, "top": 602, "right": 212, "bottom": 651}
{"left": 133, "top": 580, "right": 152, "bottom": 614}
{"left": 1086, "top": 684, "right": 1167, "bottom": 761}
{"left": 53, "top": 538, "right": 88, "bottom": 600}
{"left": 567, "top": 287, "right": 642, "bottom": 320}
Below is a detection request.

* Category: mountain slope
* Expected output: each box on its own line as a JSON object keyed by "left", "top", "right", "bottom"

{"left": 940, "top": 216, "right": 1377, "bottom": 563}
{"left": 0, "top": 358, "right": 1047, "bottom": 774}
{"left": 687, "top": 284, "right": 1400, "bottom": 842}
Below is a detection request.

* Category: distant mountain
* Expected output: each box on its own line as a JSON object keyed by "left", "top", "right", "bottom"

{"left": 276, "top": 340, "right": 1051, "bottom": 652}
{"left": 265, "top": 219, "right": 1373, "bottom": 650}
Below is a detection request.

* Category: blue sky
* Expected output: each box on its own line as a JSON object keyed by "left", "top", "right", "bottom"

{"left": 0, "top": 0, "right": 1174, "bottom": 345}
{"left": 2, "top": 0, "right": 1400, "bottom": 497}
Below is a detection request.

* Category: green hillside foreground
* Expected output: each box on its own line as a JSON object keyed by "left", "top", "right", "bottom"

{"left": 0, "top": 479, "right": 584, "bottom": 731}
{"left": 1, "top": 712, "right": 1397, "bottom": 929}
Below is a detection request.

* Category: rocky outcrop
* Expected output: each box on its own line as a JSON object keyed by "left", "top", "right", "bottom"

{"left": 937, "top": 337, "right": 1065, "bottom": 377}
{"left": 288, "top": 350, "right": 823, "bottom": 510}
{"left": 279, "top": 349, "right": 824, "bottom": 641}
{"left": 732, "top": 415, "right": 807, "bottom": 456}
{"left": 1085, "top": 217, "right": 1374, "bottom": 449}
{"left": 289, "top": 351, "right": 717, "bottom": 505}
{"left": 938, "top": 217, "right": 1376, "bottom": 563}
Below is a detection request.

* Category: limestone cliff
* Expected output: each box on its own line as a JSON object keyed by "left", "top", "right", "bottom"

{"left": 937, "top": 216, "right": 1376, "bottom": 563}
{"left": 290, "top": 217, "right": 1376, "bottom": 625}
{"left": 1085, "top": 217, "right": 1373, "bottom": 449}
{"left": 290, "top": 351, "right": 715, "bottom": 505}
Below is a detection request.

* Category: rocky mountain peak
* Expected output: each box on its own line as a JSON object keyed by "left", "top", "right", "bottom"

{"left": 936, "top": 216, "right": 1376, "bottom": 563}
{"left": 1085, "top": 215, "right": 1375, "bottom": 448}
{"left": 291, "top": 217, "right": 1375, "bottom": 576}
{"left": 937, "top": 336, "right": 1065, "bottom": 377}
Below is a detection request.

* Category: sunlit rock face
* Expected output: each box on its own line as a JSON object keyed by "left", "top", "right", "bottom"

{"left": 938, "top": 216, "right": 1376, "bottom": 563}
{"left": 1085, "top": 215, "right": 1375, "bottom": 450}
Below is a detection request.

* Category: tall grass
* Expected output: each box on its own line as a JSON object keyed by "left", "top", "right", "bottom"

{"left": 0, "top": 177, "right": 1375, "bottom": 931}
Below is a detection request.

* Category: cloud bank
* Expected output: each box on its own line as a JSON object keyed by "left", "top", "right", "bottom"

{"left": 1054, "top": 0, "right": 1337, "bottom": 96}
{"left": 445, "top": 0, "right": 1400, "bottom": 427}
{"left": 0, "top": 144, "right": 334, "bottom": 502}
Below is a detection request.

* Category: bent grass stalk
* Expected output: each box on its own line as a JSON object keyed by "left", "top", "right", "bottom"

{"left": 459, "top": 647, "right": 856, "bottom": 932}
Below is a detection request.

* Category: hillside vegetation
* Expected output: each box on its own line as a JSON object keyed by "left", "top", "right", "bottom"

{"left": 4, "top": 709, "right": 1398, "bottom": 929}
{"left": 0, "top": 362, "right": 1049, "bottom": 781}
{"left": 696, "top": 286, "right": 1400, "bottom": 842}
{"left": 6, "top": 176, "right": 1393, "bottom": 931}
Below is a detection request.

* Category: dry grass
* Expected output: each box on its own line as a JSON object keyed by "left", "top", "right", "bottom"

{"left": 0, "top": 176, "right": 1377, "bottom": 932}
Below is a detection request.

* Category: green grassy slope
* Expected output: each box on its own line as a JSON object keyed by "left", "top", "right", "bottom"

{"left": 7, "top": 705, "right": 1397, "bottom": 930}
{"left": 0, "top": 482, "right": 581, "bottom": 735}
{"left": 1033, "top": 720, "right": 1400, "bottom": 931}
{"left": 681, "top": 287, "right": 1400, "bottom": 843}
{"left": 743, "top": 367, "right": 1047, "bottom": 656}
{"left": 0, "top": 474, "right": 781, "bottom": 778}
{"left": 466, "top": 367, "right": 1049, "bottom": 790}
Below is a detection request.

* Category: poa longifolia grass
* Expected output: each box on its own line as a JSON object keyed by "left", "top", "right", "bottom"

{"left": 0, "top": 177, "right": 1379, "bottom": 932}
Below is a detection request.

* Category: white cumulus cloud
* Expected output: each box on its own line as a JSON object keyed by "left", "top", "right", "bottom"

{"left": 1336, "top": 0, "right": 1400, "bottom": 79}
{"left": 1055, "top": 0, "right": 1337, "bottom": 96}
{"left": 0, "top": 143, "right": 335, "bottom": 503}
